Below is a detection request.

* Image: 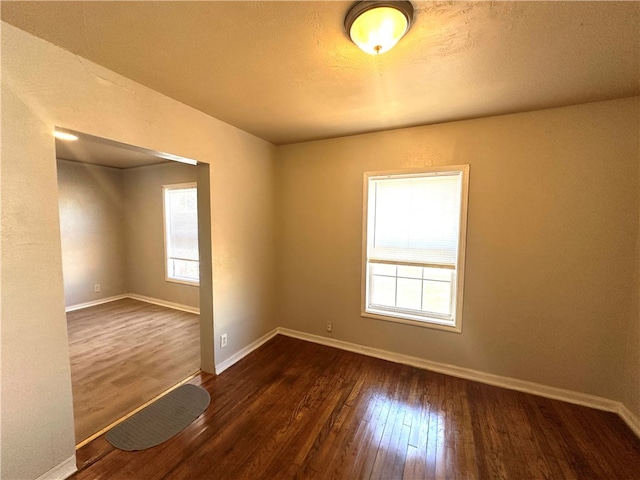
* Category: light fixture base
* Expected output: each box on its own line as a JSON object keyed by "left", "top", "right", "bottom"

{"left": 344, "top": 1, "right": 414, "bottom": 55}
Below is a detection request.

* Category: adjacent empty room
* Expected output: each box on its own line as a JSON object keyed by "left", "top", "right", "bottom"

{"left": 55, "top": 135, "right": 202, "bottom": 443}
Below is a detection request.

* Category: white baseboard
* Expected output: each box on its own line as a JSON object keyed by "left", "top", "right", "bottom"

{"left": 65, "top": 294, "right": 128, "bottom": 312}
{"left": 618, "top": 403, "right": 640, "bottom": 438}
{"left": 62, "top": 297, "right": 640, "bottom": 439}
{"left": 215, "top": 328, "right": 279, "bottom": 375}
{"left": 35, "top": 455, "right": 77, "bottom": 480}
{"left": 276, "top": 328, "right": 640, "bottom": 437}
{"left": 66, "top": 293, "right": 199, "bottom": 314}
{"left": 127, "top": 293, "right": 200, "bottom": 314}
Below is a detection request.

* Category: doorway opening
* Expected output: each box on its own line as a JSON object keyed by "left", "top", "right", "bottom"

{"left": 54, "top": 128, "right": 214, "bottom": 445}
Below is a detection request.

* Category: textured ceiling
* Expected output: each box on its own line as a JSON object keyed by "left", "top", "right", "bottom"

{"left": 3, "top": 1, "right": 639, "bottom": 145}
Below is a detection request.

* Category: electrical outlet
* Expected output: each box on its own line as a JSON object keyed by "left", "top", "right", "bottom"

{"left": 220, "top": 333, "right": 228, "bottom": 348}
{"left": 94, "top": 284, "right": 101, "bottom": 293}
{"left": 326, "top": 322, "right": 333, "bottom": 332}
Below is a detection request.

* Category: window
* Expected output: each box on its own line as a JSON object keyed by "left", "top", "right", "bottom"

{"left": 163, "top": 183, "right": 199, "bottom": 285}
{"left": 362, "top": 166, "right": 469, "bottom": 332}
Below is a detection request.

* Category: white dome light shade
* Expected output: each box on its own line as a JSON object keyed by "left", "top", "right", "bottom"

{"left": 345, "top": 1, "right": 414, "bottom": 55}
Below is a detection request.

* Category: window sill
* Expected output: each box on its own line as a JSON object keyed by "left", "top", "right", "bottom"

{"left": 361, "top": 310, "right": 461, "bottom": 333}
{"left": 166, "top": 277, "right": 200, "bottom": 287}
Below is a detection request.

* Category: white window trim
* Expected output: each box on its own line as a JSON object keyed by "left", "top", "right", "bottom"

{"left": 361, "top": 165, "right": 470, "bottom": 333}
{"left": 162, "top": 182, "right": 199, "bottom": 287}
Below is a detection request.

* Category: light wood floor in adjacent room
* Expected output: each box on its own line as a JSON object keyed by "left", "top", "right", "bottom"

{"left": 74, "top": 335, "right": 640, "bottom": 479}
{"left": 67, "top": 298, "right": 200, "bottom": 443}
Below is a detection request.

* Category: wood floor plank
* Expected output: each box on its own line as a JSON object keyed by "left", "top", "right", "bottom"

{"left": 72, "top": 335, "right": 640, "bottom": 479}
{"left": 130, "top": 337, "right": 320, "bottom": 480}
{"left": 67, "top": 298, "right": 200, "bottom": 443}
{"left": 403, "top": 375, "right": 429, "bottom": 479}
{"left": 520, "top": 393, "right": 580, "bottom": 480}
{"left": 572, "top": 404, "right": 640, "bottom": 478}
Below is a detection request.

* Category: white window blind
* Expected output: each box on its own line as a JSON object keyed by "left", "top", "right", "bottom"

{"left": 369, "top": 173, "right": 462, "bottom": 267}
{"left": 164, "top": 184, "right": 199, "bottom": 284}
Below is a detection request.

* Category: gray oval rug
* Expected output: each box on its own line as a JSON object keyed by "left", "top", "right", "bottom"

{"left": 106, "top": 384, "right": 210, "bottom": 451}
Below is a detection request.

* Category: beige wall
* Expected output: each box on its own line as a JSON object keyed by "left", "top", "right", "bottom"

{"left": 57, "top": 160, "right": 128, "bottom": 306}
{"left": 57, "top": 160, "right": 201, "bottom": 310}
{"left": 276, "top": 97, "right": 640, "bottom": 404}
{"left": 624, "top": 288, "right": 640, "bottom": 420}
{"left": 124, "top": 162, "right": 199, "bottom": 308}
{"left": 1, "top": 23, "right": 277, "bottom": 480}
{"left": 623, "top": 144, "right": 640, "bottom": 419}
{"left": 210, "top": 130, "right": 277, "bottom": 363}
{"left": 1, "top": 87, "right": 76, "bottom": 480}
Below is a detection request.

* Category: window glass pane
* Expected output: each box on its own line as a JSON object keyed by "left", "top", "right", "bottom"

{"left": 169, "top": 259, "right": 199, "bottom": 282}
{"left": 370, "top": 275, "right": 396, "bottom": 307}
{"left": 397, "top": 265, "right": 422, "bottom": 279}
{"left": 422, "top": 280, "right": 452, "bottom": 315}
{"left": 166, "top": 188, "right": 199, "bottom": 261}
{"left": 423, "top": 267, "right": 453, "bottom": 282}
{"left": 165, "top": 185, "right": 199, "bottom": 283}
{"left": 397, "top": 278, "right": 422, "bottom": 310}
{"left": 370, "top": 263, "right": 396, "bottom": 276}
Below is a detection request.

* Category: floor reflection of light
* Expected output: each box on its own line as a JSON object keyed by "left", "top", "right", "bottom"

{"left": 361, "top": 390, "right": 445, "bottom": 471}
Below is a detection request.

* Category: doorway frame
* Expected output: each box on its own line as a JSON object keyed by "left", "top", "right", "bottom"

{"left": 54, "top": 128, "right": 216, "bottom": 444}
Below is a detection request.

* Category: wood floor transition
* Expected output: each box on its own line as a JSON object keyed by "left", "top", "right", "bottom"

{"left": 67, "top": 298, "right": 200, "bottom": 443}
{"left": 73, "top": 335, "right": 640, "bottom": 479}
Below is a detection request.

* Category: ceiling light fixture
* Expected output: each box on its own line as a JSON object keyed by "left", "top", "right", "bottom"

{"left": 53, "top": 130, "right": 79, "bottom": 141}
{"left": 344, "top": 1, "right": 414, "bottom": 55}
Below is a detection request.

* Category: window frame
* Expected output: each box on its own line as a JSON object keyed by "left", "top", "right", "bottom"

{"left": 162, "top": 182, "right": 200, "bottom": 286}
{"left": 361, "top": 166, "right": 470, "bottom": 333}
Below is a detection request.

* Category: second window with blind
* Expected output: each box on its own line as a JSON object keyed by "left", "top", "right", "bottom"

{"left": 362, "top": 166, "right": 469, "bottom": 332}
{"left": 163, "top": 183, "right": 200, "bottom": 285}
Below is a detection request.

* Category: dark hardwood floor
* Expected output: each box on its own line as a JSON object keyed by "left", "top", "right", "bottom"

{"left": 73, "top": 335, "right": 640, "bottom": 479}
{"left": 67, "top": 298, "right": 200, "bottom": 443}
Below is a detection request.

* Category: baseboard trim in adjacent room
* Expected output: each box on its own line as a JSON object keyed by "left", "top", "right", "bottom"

{"left": 65, "top": 294, "right": 200, "bottom": 314}
{"left": 215, "top": 328, "right": 279, "bottom": 375}
{"left": 65, "top": 295, "right": 128, "bottom": 312}
{"left": 276, "top": 328, "right": 640, "bottom": 436}
{"left": 35, "top": 455, "right": 77, "bottom": 480}
{"left": 126, "top": 294, "right": 200, "bottom": 314}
